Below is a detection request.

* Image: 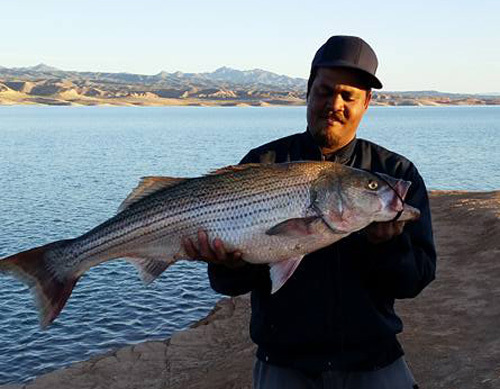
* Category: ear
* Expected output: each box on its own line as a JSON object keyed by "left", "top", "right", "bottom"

{"left": 364, "top": 90, "right": 372, "bottom": 110}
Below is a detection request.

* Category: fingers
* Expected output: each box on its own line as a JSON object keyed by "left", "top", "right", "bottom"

{"left": 182, "top": 230, "right": 244, "bottom": 267}
{"left": 233, "top": 251, "right": 243, "bottom": 261}
{"left": 182, "top": 237, "right": 198, "bottom": 260}
{"left": 213, "top": 238, "right": 227, "bottom": 261}
{"left": 227, "top": 251, "right": 246, "bottom": 268}
{"left": 213, "top": 239, "right": 245, "bottom": 268}
{"left": 183, "top": 230, "right": 217, "bottom": 262}
{"left": 365, "top": 221, "right": 406, "bottom": 244}
{"left": 393, "top": 221, "right": 405, "bottom": 236}
{"left": 198, "top": 230, "right": 213, "bottom": 260}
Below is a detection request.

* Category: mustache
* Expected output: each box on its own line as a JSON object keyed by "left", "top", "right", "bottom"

{"left": 323, "top": 110, "right": 345, "bottom": 123}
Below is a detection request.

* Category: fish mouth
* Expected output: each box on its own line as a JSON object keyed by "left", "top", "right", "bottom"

{"left": 398, "top": 204, "right": 421, "bottom": 221}
{"left": 373, "top": 172, "right": 420, "bottom": 221}
{"left": 389, "top": 187, "right": 420, "bottom": 222}
{"left": 387, "top": 180, "right": 410, "bottom": 214}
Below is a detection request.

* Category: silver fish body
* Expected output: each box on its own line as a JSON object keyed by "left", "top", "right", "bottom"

{"left": 0, "top": 162, "right": 419, "bottom": 327}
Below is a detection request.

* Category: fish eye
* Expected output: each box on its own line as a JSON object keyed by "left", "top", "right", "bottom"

{"left": 367, "top": 180, "right": 378, "bottom": 190}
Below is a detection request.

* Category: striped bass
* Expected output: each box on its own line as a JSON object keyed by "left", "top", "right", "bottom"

{"left": 0, "top": 162, "right": 419, "bottom": 327}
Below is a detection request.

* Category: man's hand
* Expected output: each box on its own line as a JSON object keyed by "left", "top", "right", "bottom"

{"left": 365, "top": 221, "right": 406, "bottom": 244}
{"left": 182, "top": 230, "right": 246, "bottom": 268}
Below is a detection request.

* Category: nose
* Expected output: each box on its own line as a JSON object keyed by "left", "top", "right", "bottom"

{"left": 330, "top": 93, "right": 344, "bottom": 112}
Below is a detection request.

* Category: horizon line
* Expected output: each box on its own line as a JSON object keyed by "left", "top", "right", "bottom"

{"left": 1, "top": 63, "right": 498, "bottom": 96}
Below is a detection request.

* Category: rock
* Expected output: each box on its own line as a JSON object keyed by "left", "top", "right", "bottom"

{"left": 165, "top": 296, "right": 254, "bottom": 389}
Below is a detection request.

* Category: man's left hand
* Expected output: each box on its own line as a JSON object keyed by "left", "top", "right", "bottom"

{"left": 365, "top": 221, "right": 406, "bottom": 244}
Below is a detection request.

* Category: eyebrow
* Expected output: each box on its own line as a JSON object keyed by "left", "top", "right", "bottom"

{"left": 317, "top": 83, "right": 364, "bottom": 96}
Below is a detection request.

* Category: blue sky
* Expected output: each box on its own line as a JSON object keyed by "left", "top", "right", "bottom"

{"left": 1, "top": 0, "right": 499, "bottom": 93}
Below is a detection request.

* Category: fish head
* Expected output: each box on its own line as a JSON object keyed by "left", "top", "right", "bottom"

{"left": 370, "top": 172, "right": 421, "bottom": 222}
{"left": 310, "top": 164, "right": 420, "bottom": 233}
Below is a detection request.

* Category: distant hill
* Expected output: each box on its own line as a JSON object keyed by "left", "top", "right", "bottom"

{"left": 0, "top": 64, "right": 306, "bottom": 91}
{"left": 0, "top": 64, "right": 498, "bottom": 107}
{"left": 11, "top": 63, "right": 62, "bottom": 73}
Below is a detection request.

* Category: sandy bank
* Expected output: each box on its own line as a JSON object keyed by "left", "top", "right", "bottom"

{"left": 0, "top": 93, "right": 499, "bottom": 107}
{"left": 2, "top": 190, "right": 499, "bottom": 389}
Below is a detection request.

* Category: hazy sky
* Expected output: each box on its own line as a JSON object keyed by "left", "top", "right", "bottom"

{"left": 1, "top": 0, "right": 499, "bottom": 93}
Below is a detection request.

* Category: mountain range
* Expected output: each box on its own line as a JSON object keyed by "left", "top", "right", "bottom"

{"left": 0, "top": 64, "right": 306, "bottom": 90}
{"left": 0, "top": 64, "right": 498, "bottom": 107}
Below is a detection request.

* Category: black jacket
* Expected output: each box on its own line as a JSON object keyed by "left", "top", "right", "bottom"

{"left": 208, "top": 131, "right": 436, "bottom": 373}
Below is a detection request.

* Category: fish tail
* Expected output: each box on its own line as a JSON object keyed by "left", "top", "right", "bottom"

{"left": 0, "top": 239, "right": 79, "bottom": 328}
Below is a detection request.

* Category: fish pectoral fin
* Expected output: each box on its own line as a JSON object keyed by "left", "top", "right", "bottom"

{"left": 118, "top": 176, "right": 187, "bottom": 213}
{"left": 265, "top": 217, "right": 320, "bottom": 237}
{"left": 124, "top": 257, "right": 174, "bottom": 284}
{"left": 269, "top": 256, "right": 304, "bottom": 294}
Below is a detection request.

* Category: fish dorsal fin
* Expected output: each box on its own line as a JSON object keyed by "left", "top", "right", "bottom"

{"left": 269, "top": 256, "right": 304, "bottom": 293}
{"left": 208, "top": 163, "right": 263, "bottom": 175}
{"left": 118, "top": 176, "right": 186, "bottom": 213}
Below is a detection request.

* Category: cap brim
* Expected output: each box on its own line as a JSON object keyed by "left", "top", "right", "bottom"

{"left": 360, "top": 71, "right": 383, "bottom": 89}
{"left": 313, "top": 61, "right": 383, "bottom": 89}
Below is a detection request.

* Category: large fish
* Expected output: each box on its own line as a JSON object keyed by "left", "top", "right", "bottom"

{"left": 0, "top": 162, "right": 419, "bottom": 327}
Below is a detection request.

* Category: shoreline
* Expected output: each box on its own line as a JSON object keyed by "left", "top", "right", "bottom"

{"left": 0, "top": 97, "right": 499, "bottom": 108}
{"left": 1, "top": 190, "right": 499, "bottom": 389}
{"left": 1, "top": 101, "right": 500, "bottom": 109}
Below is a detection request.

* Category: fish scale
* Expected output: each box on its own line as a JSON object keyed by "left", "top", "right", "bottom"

{"left": 122, "top": 182, "right": 310, "bottom": 263}
{"left": 64, "top": 165, "right": 319, "bottom": 272}
{"left": 68, "top": 177, "right": 298, "bottom": 263}
{"left": 0, "top": 161, "right": 420, "bottom": 327}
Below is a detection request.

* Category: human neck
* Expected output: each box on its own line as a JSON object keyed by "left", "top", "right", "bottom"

{"left": 320, "top": 137, "right": 355, "bottom": 156}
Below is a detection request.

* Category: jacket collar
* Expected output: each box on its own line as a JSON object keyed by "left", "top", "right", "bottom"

{"left": 298, "top": 130, "right": 323, "bottom": 161}
{"left": 300, "top": 130, "right": 357, "bottom": 164}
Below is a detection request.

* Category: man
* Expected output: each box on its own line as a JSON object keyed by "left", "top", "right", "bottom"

{"left": 183, "top": 36, "right": 436, "bottom": 388}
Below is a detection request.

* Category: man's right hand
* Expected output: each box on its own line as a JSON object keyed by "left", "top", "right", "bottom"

{"left": 182, "top": 230, "right": 246, "bottom": 268}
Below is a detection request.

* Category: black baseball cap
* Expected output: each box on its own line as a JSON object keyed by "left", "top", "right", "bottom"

{"left": 310, "top": 35, "right": 383, "bottom": 89}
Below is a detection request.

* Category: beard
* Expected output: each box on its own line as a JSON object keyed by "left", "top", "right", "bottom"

{"left": 309, "top": 123, "right": 343, "bottom": 150}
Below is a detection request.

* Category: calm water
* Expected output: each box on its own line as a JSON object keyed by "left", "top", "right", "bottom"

{"left": 0, "top": 105, "right": 498, "bottom": 384}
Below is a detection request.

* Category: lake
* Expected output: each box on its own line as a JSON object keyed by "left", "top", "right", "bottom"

{"left": 0, "top": 105, "right": 498, "bottom": 384}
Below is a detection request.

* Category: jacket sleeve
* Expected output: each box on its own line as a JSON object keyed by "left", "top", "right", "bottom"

{"left": 207, "top": 149, "right": 270, "bottom": 296}
{"left": 363, "top": 165, "right": 437, "bottom": 299}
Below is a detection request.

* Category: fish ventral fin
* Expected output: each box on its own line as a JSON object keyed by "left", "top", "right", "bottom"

{"left": 124, "top": 257, "right": 173, "bottom": 284}
{"left": 265, "top": 217, "right": 320, "bottom": 237}
{"left": 269, "top": 256, "right": 304, "bottom": 294}
{"left": 118, "top": 176, "right": 187, "bottom": 213}
{"left": 0, "top": 239, "right": 79, "bottom": 329}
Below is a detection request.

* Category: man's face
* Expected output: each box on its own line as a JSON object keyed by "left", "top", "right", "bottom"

{"left": 307, "top": 67, "right": 372, "bottom": 154}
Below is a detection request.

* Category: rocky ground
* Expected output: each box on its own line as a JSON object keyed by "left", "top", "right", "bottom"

{"left": 1, "top": 191, "right": 499, "bottom": 389}
{"left": 398, "top": 191, "right": 500, "bottom": 388}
